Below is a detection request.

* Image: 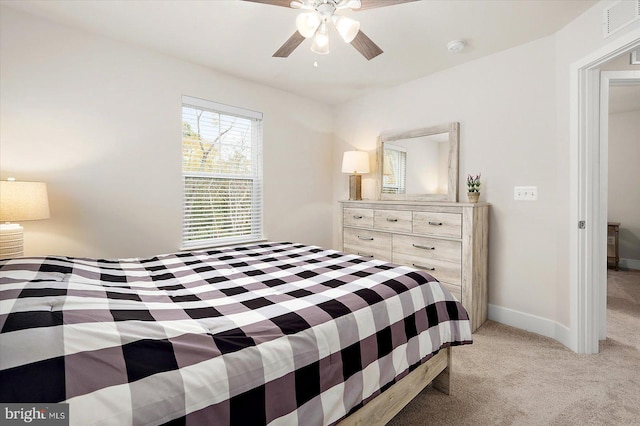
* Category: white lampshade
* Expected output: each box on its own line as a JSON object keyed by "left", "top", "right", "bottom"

{"left": 311, "top": 23, "right": 330, "bottom": 55}
{"left": 296, "top": 12, "right": 321, "bottom": 38}
{"left": 341, "top": 151, "right": 370, "bottom": 174}
{"left": 0, "top": 180, "right": 50, "bottom": 221}
{"left": 0, "top": 179, "right": 50, "bottom": 259}
{"left": 333, "top": 15, "right": 360, "bottom": 43}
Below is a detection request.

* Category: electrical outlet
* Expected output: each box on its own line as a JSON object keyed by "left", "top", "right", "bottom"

{"left": 514, "top": 186, "right": 538, "bottom": 201}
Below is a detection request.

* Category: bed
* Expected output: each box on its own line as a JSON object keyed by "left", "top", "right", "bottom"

{"left": 0, "top": 241, "right": 472, "bottom": 425}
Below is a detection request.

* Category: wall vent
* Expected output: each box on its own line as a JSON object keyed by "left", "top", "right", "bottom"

{"left": 603, "top": 0, "right": 640, "bottom": 38}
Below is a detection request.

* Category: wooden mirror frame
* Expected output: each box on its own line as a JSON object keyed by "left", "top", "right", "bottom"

{"left": 376, "top": 122, "right": 459, "bottom": 202}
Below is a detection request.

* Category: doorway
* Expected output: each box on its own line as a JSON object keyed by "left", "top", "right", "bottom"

{"left": 599, "top": 71, "right": 640, "bottom": 343}
{"left": 571, "top": 33, "right": 640, "bottom": 354}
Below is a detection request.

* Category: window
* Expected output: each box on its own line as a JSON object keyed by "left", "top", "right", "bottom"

{"left": 382, "top": 145, "right": 407, "bottom": 194}
{"left": 181, "top": 96, "right": 263, "bottom": 248}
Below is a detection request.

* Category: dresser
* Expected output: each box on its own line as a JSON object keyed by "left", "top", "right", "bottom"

{"left": 340, "top": 200, "right": 489, "bottom": 332}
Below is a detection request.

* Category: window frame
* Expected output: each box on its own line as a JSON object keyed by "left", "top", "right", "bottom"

{"left": 181, "top": 95, "right": 264, "bottom": 250}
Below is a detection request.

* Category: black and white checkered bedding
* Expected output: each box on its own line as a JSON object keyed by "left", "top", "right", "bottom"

{"left": 0, "top": 242, "right": 472, "bottom": 425}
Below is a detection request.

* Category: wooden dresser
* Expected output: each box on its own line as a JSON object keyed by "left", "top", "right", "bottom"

{"left": 340, "top": 200, "right": 489, "bottom": 332}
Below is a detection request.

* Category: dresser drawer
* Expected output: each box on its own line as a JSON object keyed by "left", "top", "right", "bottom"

{"left": 343, "top": 228, "right": 392, "bottom": 261}
{"left": 413, "top": 212, "right": 462, "bottom": 238}
{"left": 393, "top": 252, "right": 461, "bottom": 285}
{"left": 374, "top": 209, "right": 412, "bottom": 232}
{"left": 393, "top": 234, "right": 461, "bottom": 263}
{"left": 344, "top": 208, "right": 374, "bottom": 228}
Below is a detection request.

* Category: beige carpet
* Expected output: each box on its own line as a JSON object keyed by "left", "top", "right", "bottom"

{"left": 389, "top": 269, "right": 640, "bottom": 425}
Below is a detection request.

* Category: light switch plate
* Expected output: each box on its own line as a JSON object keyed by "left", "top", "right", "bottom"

{"left": 514, "top": 186, "right": 538, "bottom": 201}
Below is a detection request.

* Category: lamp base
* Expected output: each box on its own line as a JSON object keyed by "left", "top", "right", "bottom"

{"left": 0, "top": 223, "right": 24, "bottom": 259}
{"left": 349, "top": 174, "right": 362, "bottom": 201}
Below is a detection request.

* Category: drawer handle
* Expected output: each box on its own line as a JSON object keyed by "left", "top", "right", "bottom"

{"left": 413, "top": 263, "right": 436, "bottom": 271}
{"left": 386, "top": 218, "right": 398, "bottom": 222}
{"left": 358, "top": 236, "right": 374, "bottom": 241}
{"left": 413, "top": 244, "right": 435, "bottom": 250}
{"left": 353, "top": 215, "right": 363, "bottom": 219}
{"left": 358, "top": 252, "right": 374, "bottom": 258}
{"left": 428, "top": 221, "right": 443, "bottom": 226}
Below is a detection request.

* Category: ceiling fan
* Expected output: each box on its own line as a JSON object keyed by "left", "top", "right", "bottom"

{"left": 244, "top": 0, "right": 417, "bottom": 60}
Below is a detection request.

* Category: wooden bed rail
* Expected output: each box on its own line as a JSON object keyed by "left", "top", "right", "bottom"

{"left": 339, "top": 347, "right": 451, "bottom": 425}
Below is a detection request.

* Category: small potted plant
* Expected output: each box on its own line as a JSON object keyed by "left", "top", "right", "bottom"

{"left": 467, "top": 174, "right": 481, "bottom": 203}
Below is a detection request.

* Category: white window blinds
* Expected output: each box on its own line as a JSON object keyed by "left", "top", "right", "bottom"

{"left": 382, "top": 145, "right": 407, "bottom": 194}
{"left": 181, "top": 96, "right": 263, "bottom": 248}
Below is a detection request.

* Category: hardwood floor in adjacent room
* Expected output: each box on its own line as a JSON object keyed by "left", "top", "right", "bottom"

{"left": 389, "top": 269, "right": 640, "bottom": 425}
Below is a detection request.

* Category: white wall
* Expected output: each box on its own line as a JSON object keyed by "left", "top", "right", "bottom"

{"left": 332, "top": 35, "right": 561, "bottom": 322}
{"left": 608, "top": 109, "right": 640, "bottom": 266}
{"left": 0, "top": 6, "right": 334, "bottom": 258}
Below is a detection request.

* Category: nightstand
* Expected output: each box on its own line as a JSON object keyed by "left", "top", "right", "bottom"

{"left": 607, "top": 222, "right": 620, "bottom": 271}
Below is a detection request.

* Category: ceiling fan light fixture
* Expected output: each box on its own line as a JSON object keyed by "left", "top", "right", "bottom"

{"left": 333, "top": 15, "right": 360, "bottom": 43}
{"left": 339, "top": 0, "right": 361, "bottom": 10}
{"left": 261, "top": 0, "right": 393, "bottom": 60}
{"left": 311, "top": 23, "right": 330, "bottom": 54}
{"left": 296, "top": 12, "right": 321, "bottom": 38}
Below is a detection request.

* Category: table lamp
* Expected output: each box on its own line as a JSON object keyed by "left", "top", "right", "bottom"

{"left": 0, "top": 178, "right": 50, "bottom": 259}
{"left": 342, "top": 151, "right": 370, "bottom": 201}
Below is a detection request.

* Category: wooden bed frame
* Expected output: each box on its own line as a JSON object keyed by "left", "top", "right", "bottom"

{"left": 339, "top": 347, "right": 451, "bottom": 425}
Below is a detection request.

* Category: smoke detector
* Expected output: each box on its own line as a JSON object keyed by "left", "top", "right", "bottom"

{"left": 447, "top": 40, "right": 466, "bottom": 53}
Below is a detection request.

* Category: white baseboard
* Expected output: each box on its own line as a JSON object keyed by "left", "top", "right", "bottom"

{"left": 620, "top": 258, "right": 640, "bottom": 271}
{"left": 487, "top": 304, "right": 573, "bottom": 350}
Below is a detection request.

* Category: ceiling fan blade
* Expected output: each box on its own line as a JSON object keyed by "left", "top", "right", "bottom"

{"left": 355, "top": 0, "right": 417, "bottom": 11}
{"left": 273, "top": 32, "right": 306, "bottom": 57}
{"left": 243, "top": 0, "right": 293, "bottom": 7}
{"left": 350, "top": 30, "right": 383, "bottom": 60}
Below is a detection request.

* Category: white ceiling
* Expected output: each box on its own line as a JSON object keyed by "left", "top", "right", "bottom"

{"left": 3, "top": 0, "right": 598, "bottom": 105}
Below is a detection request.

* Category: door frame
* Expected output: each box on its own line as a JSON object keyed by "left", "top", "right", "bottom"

{"left": 570, "top": 29, "right": 640, "bottom": 354}
{"left": 597, "top": 70, "right": 640, "bottom": 340}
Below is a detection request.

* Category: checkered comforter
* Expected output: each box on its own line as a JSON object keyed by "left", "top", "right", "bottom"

{"left": 0, "top": 242, "right": 472, "bottom": 425}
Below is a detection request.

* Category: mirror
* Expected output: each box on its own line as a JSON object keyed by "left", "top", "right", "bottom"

{"left": 377, "top": 122, "right": 459, "bottom": 202}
